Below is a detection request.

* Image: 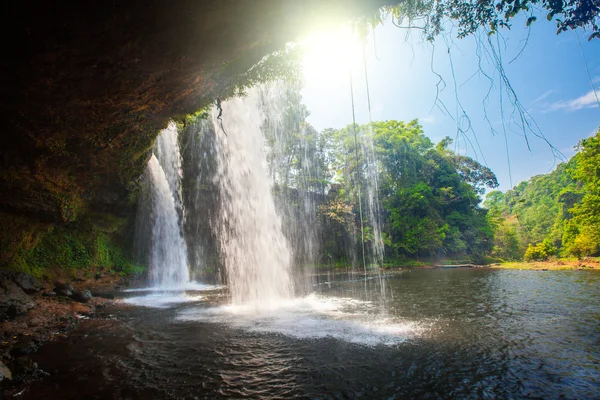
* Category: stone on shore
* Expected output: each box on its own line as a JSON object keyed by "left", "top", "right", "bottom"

{"left": 54, "top": 282, "right": 74, "bottom": 297}
{"left": 71, "top": 289, "right": 93, "bottom": 303}
{"left": 0, "top": 360, "right": 12, "bottom": 382}
{"left": 0, "top": 277, "right": 35, "bottom": 321}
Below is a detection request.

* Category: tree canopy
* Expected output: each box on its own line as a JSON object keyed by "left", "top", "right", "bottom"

{"left": 485, "top": 128, "right": 600, "bottom": 260}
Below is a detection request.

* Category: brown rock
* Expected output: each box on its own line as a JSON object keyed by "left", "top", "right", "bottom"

{"left": 0, "top": 277, "right": 35, "bottom": 321}
{"left": 0, "top": 360, "right": 12, "bottom": 382}
{"left": 70, "top": 303, "right": 92, "bottom": 315}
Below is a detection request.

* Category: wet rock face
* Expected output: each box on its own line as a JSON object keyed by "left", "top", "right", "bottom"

{"left": 0, "top": 277, "right": 34, "bottom": 321}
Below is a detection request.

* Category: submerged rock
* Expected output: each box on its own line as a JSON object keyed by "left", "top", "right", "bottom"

{"left": 0, "top": 277, "right": 35, "bottom": 321}
{"left": 10, "top": 341, "right": 40, "bottom": 358}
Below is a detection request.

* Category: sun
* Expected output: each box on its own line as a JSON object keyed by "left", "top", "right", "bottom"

{"left": 300, "top": 24, "right": 364, "bottom": 86}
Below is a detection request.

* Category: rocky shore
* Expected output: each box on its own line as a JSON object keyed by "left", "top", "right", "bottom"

{"left": 0, "top": 270, "right": 125, "bottom": 394}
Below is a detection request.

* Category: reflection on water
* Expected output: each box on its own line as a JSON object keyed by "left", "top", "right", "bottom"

{"left": 23, "top": 269, "right": 600, "bottom": 399}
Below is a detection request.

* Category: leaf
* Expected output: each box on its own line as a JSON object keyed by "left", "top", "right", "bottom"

{"left": 546, "top": 13, "right": 553, "bottom": 21}
{"left": 526, "top": 16, "right": 537, "bottom": 26}
{"left": 588, "top": 32, "right": 600, "bottom": 41}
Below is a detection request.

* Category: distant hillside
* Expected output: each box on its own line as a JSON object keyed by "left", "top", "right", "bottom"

{"left": 485, "top": 128, "right": 600, "bottom": 260}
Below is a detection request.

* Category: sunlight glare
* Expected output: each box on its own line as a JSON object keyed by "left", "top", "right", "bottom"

{"left": 301, "top": 24, "right": 363, "bottom": 87}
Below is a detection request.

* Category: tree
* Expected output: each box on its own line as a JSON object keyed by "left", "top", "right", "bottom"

{"left": 378, "top": 0, "right": 600, "bottom": 41}
{"left": 562, "top": 129, "right": 600, "bottom": 257}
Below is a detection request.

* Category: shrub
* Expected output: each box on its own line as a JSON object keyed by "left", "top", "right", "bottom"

{"left": 524, "top": 239, "right": 558, "bottom": 261}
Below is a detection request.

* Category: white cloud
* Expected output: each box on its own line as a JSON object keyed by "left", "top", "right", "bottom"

{"left": 546, "top": 90, "right": 600, "bottom": 111}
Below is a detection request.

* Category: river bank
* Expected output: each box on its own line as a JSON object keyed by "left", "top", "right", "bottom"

{"left": 494, "top": 258, "right": 600, "bottom": 270}
{"left": 0, "top": 271, "right": 125, "bottom": 394}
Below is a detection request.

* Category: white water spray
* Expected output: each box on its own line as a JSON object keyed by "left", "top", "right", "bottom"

{"left": 213, "top": 86, "right": 294, "bottom": 306}
{"left": 135, "top": 125, "right": 190, "bottom": 289}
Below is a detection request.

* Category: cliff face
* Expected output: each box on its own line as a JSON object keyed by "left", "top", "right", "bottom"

{"left": 0, "top": 0, "right": 388, "bottom": 272}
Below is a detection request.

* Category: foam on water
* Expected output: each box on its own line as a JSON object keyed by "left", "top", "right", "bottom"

{"left": 176, "top": 294, "right": 421, "bottom": 346}
{"left": 123, "top": 293, "right": 205, "bottom": 308}
{"left": 122, "top": 282, "right": 222, "bottom": 308}
{"left": 123, "top": 282, "right": 222, "bottom": 292}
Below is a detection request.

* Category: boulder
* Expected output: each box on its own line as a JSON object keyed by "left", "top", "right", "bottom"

{"left": 11, "top": 272, "right": 42, "bottom": 294}
{"left": 71, "top": 289, "right": 92, "bottom": 303}
{"left": 0, "top": 360, "right": 12, "bottom": 382}
{"left": 54, "top": 282, "right": 74, "bottom": 297}
{"left": 0, "top": 277, "right": 35, "bottom": 321}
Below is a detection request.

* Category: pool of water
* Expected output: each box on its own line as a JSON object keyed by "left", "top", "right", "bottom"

{"left": 23, "top": 269, "right": 600, "bottom": 399}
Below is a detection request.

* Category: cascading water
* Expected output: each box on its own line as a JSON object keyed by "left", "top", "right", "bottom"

{"left": 135, "top": 124, "right": 190, "bottom": 289}
{"left": 133, "top": 83, "right": 384, "bottom": 311}
{"left": 126, "top": 84, "right": 409, "bottom": 347}
{"left": 212, "top": 86, "right": 294, "bottom": 306}
{"left": 155, "top": 122, "right": 185, "bottom": 216}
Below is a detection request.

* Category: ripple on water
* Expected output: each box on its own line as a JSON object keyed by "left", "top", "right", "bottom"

{"left": 176, "top": 294, "right": 423, "bottom": 346}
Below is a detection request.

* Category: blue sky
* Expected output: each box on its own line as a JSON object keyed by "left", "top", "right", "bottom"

{"left": 300, "top": 16, "right": 600, "bottom": 192}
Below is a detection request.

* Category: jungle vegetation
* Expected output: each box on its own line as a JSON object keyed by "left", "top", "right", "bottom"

{"left": 486, "top": 128, "right": 600, "bottom": 261}
{"left": 266, "top": 86, "right": 599, "bottom": 266}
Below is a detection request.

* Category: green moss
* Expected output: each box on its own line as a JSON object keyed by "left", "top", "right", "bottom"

{"left": 4, "top": 216, "right": 145, "bottom": 279}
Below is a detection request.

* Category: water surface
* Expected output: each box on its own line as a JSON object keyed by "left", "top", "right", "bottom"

{"left": 25, "top": 269, "right": 600, "bottom": 399}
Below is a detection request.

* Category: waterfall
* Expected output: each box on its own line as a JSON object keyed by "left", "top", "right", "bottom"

{"left": 133, "top": 84, "right": 383, "bottom": 305}
{"left": 179, "top": 118, "right": 222, "bottom": 282}
{"left": 212, "top": 86, "right": 294, "bottom": 306}
{"left": 155, "top": 122, "right": 184, "bottom": 215}
{"left": 135, "top": 124, "right": 190, "bottom": 289}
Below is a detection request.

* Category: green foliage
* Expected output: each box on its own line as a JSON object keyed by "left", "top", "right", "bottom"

{"left": 377, "top": 0, "right": 600, "bottom": 40}
{"left": 7, "top": 224, "right": 144, "bottom": 278}
{"left": 489, "top": 216, "right": 522, "bottom": 260}
{"left": 524, "top": 239, "right": 558, "bottom": 261}
{"left": 561, "top": 129, "right": 600, "bottom": 257}
{"left": 487, "top": 127, "right": 600, "bottom": 260}
{"left": 485, "top": 160, "right": 578, "bottom": 252}
{"left": 327, "top": 119, "right": 497, "bottom": 260}
{"left": 214, "top": 45, "right": 303, "bottom": 101}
